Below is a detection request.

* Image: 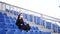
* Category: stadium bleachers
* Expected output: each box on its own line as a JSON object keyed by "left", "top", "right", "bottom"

{"left": 0, "top": 2, "right": 60, "bottom": 34}
{"left": 0, "top": 11, "right": 52, "bottom": 34}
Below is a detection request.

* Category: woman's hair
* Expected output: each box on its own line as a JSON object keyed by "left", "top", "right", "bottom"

{"left": 17, "top": 13, "right": 22, "bottom": 19}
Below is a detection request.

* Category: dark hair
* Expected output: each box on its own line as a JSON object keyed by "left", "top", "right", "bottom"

{"left": 17, "top": 13, "right": 22, "bottom": 19}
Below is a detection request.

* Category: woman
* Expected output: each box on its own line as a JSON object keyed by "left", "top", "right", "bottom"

{"left": 16, "top": 13, "right": 30, "bottom": 32}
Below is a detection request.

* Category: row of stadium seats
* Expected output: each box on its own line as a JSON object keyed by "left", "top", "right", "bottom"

{"left": 23, "top": 13, "right": 52, "bottom": 28}
{"left": 5, "top": 9, "right": 19, "bottom": 16}
{"left": 22, "top": 12, "right": 60, "bottom": 33}
{"left": 0, "top": 29, "right": 51, "bottom": 34}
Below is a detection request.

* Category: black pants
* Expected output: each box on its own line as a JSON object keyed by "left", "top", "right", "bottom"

{"left": 18, "top": 24, "right": 30, "bottom": 32}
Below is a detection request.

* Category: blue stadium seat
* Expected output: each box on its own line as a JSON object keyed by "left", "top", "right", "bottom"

{"left": 0, "top": 12, "right": 3, "bottom": 14}
{"left": 33, "top": 30, "right": 39, "bottom": 34}
{"left": 41, "top": 20, "right": 45, "bottom": 26}
{"left": 14, "top": 11, "right": 18, "bottom": 15}
{"left": 0, "top": 12, "right": 2, "bottom": 14}
{"left": 28, "top": 15, "right": 33, "bottom": 22}
{"left": 14, "top": 29, "right": 21, "bottom": 34}
{"left": 12, "top": 23, "right": 18, "bottom": 29}
{"left": 7, "top": 29, "right": 14, "bottom": 34}
{"left": 37, "top": 17, "right": 40, "bottom": 24}
{"left": 13, "top": 17, "right": 16, "bottom": 20}
{"left": 52, "top": 24, "right": 58, "bottom": 33}
{"left": 5, "top": 16, "right": 10, "bottom": 24}
{"left": 10, "top": 10, "right": 13, "bottom": 14}
{"left": 21, "top": 30, "right": 27, "bottom": 34}
{"left": 0, "top": 22, "right": 5, "bottom": 29}
{"left": 45, "top": 32, "right": 51, "bottom": 34}
{"left": 3, "top": 13, "right": 7, "bottom": 16}
{"left": 46, "top": 21, "right": 51, "bottom": 29}
{"left": 9, "top": 17, "right": 16, "bottom": 23}
{"left": 0, "top": 13, "right": 4, "bottom": 19}
{"left": 34, "top": 27, "right": 39, "bottom": 30}
{"left": 11, "top": 20, "right": 16, "bottom": 23}
{"left": 5, "top": 19, "right": 10, "bottom": 24}
{"left": 28, "top": 30, "right": 34, "bottom": 34}
{"left": 5, "top": 15, "right": 9, "bottom": 19}
{"left": 58, "top": 27, "right": 60, "bottom": 33}
{"left": 34, "top": 16, "right": 37, "bottom": 24}
{"left": 30, "top": 26, "right": 35, "bottom": 30}
{"left": 30, "top": 26, "right": 38, "bottom": 30}
{"left": 16, "top": 11, "right": 19, "bottom": 15}
{"left": 5, "top": 23, "right": 10, "bottom": 29}
{"left": 0, "top": 29, "right": 6, "bottom": 34}
{"left": 5, "top": 23, "right": 14, "bottom": 30}
{"left": 23, "top": 13, "right": 28, "bottom": 19}
{"left": 5, "top": 9, "right": 9, "bottom": 12}
{"left": 0, "top": 18, "right": 5, "bottom": 23}
{"left": 38, "top": 31, "right": 42, "bottom": 34}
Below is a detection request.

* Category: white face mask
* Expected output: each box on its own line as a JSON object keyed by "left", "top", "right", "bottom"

{"left": 19, "top": 14, "right": 23, "bottom": 19}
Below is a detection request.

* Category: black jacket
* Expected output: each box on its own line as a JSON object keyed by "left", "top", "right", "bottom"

{"left": 16, "top": 18, "right": 30, "bottom": 31}
{"left": 16, "top": 18, "right": 24, "bottom": 26}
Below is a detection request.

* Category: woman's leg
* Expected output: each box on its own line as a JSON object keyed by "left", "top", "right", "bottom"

{"left": 25, "top": 24, "right": 30, "bottom": 32}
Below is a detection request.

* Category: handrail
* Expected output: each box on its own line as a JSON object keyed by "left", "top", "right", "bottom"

{"left": 0, "top": 1, "right": 60, "bottom": 22}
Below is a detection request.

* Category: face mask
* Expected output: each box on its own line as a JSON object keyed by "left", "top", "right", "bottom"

{"left": 20, "top": 15, "right": 23, "bottom": 18}
{"left": 19, "top": 15, "right": 23, "bottom": 19}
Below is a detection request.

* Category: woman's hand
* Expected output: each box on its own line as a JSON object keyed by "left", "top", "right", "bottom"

{"left": 20, "top": 24, "right": 23, "bottom": 25}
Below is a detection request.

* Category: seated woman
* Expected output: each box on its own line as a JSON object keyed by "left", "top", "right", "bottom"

{"left": 16, "top": 13, "right": 30, "bottom": 32}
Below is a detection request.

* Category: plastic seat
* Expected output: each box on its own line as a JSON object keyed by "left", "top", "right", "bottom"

{"left": 34, "top": 27, "right": 38, "bottom": 30}
{"left": 0, "top": 12, "right": 4, "bottom": 18}
{"left": 58, "top": 27, "right": 60, "bottom": 33}
{"left": 14, "top": 29, "right": 21, "bottom": 34}
{"left": 21, "top": 30, "right": 27, "bottom": 34}
{"left": 37, "top": 17, "right": 40, "bottom": 24}
{"left": 29, "top": 15, "right": 33, "bottom": 22}
{"left": 7, "top": 29, "right": 15, "bottom": 34}
{"left": 0, "top": 29, "right": 6, "bottom": 34}
{"left": 52, "top": 24, "right": 58, "bottom": 33}
{"left": 5, "top": 19, "right": 10, "bottom": 24}
{"left": 5, "top": 15, "right": 9, "bottom": 19}
{"left": 5, "top": 9, "right": 9, "bottom": 12}
{"left": 12, "top": 23, "right": 18, "bottom": 29}
{"left": 3, "top": 13, "right": 7, "bottom": 16}
{"left": 30, "top": 26, "right": 35, "bottom": 30}
{"left": 10, "top": 10, "right": 13, "bottom": 14}
{"left": 5, "top": 23, "right": 14, "bottom": 29}
{"left": 14, "top": 11, "right": 18, "bottom": 15}
{"left": 16, "top": 11, "right": 19, "bottom": 15}
{"left": 38, "top": 31, "right": 42, "bottom": 34}
{"left": 33, "top": 30, "right": 39, "bottom": 34}
{"left": 11, "top": 17, "right": 16, "bottom": 23}
{"left": 45, "top": 32, "right": 51, "bottom": 34}
{"left": 34, "top": 16, "right": 37, "bottom": 24}
{"left": 40, "top": 20, "right": 45, "bottom": 26}
{"left": 28, "top": 30, "right": 34, "bottom": 34}
{"left": 0, "top": 15, "right": 4, "bottom": 19}
{"left": 46, "top": 21, "right": 51, "bottom": 29}
{"left": 0, "top": 18, "right": 5, "bottom": 23}
{"left": 0, "top": 12, "right": 2, "bottom": 15}
{"left": 13, "top": 17, "right": 16, "bottom": 20}
{"left": 23, "top": 13, "right": 28, "bottom": 19}
{"left": 0, "top": 22, "right": 5, "bottom": 29}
